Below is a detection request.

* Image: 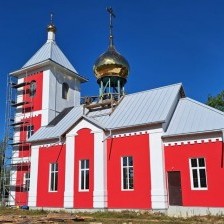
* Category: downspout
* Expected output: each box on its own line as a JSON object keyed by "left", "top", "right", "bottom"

{"left": 221, "top": 130, "right": 224, "bottom": 168}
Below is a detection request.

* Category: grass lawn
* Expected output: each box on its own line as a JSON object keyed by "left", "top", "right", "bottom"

{"left": 1, "top": 207, "right": 224, "bottom": 223}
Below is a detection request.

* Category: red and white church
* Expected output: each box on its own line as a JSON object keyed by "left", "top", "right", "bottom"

{"left": 8, "top": 14, "right": 224, "bottom": 214}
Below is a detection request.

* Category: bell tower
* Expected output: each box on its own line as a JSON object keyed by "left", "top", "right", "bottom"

{"left": 93, "top": 7, "right": 130, "bottom": 100}
{"left": 5, "top": 16, "right": 87, "bottom": 206}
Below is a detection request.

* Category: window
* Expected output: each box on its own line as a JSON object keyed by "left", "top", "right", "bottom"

{"left": 79, "top": 160, "right": 89, "bottom": 191}
{"left": 49, "top": 163, "right": 58, "bottom": 192}
{"left": 29, "top": 81, "right": 36, "bottom": 97}
{"left": 122, "top": 156, "right": 134, "bottom": 190}
{"left": 189, "top": 158, "right": 207, "bottom": 190}
{"left": 23, "top": 172, "right": 30, "bottom": 191}
{"left": 27, "top": 125, "right": 34, "bottom": 139}
{"left": 62, "top": 83, "right": 69, "bottom": 99}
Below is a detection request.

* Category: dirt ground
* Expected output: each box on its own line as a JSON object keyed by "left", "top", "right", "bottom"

{"left": 1, "top": 207, "right": 224, "bottom": 224}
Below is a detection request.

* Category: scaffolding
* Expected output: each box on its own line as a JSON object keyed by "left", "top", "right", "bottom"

{"left": 0, "top": 73, "right": 33, "bottom": 206}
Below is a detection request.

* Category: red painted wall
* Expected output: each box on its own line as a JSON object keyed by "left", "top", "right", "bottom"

{"left": 19, "top": 115, "right": 41, "bottom": 157}
{"left": 107, "top": 134, "right": 151, "bottom": 209}
{"left": 36, "top": 145, "right": 65, "bottom": 207}
{"left": 74, "top": 128, "right": 94, "bottom": 208}
{"left": 15, "top": 115, "right": 42, "bottom": 205}
{"left": 15, "top": 164, "right": 29, "bottom": 206}
{"left": 23, "top": 71, "right": 43, "bottom": 112}
{"left": 165, "top": 140, "right": 224, "bottom": 207}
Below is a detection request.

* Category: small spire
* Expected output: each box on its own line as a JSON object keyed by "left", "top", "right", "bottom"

{"left": 47, "top": 13, "right": 56, "bottom": 42}
{"left": 50, "top": 13, "right": 54, "bottom": 24}
{"left": 106, "top": 7, "right": 115, "bottom": 48}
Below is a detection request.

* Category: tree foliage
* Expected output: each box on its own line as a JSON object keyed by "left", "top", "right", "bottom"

{"left": 207, "top": 91, "right": 224, "bottom": 112}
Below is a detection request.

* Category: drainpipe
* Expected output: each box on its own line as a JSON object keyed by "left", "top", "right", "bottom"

{"left": 222, "top": 130, "right": 224, "bottom": 168}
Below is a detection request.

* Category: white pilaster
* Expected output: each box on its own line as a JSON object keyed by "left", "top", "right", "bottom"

{"left": 64, "top": 135, "right": 75, "bottom": 208}
{"left": 93, "top": 130, "right": 107, "bottom": 208}
{"left": 149, "top": 128, "right": 168, "bottom": 209}
{"left": 65, "top": 119, "right": 107, "bottom": 209}
{"left": 28, "top": 145, "right": 39, "bottom": 207}
{"left": 41, "top": 70, "right": 51, "bottom": 126}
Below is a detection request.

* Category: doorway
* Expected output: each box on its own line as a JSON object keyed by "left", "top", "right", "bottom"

{"left": 167, "top": 171, "right": 182, "bottom": 206}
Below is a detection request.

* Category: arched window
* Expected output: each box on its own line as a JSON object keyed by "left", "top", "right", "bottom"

{"left": 29, "top": 81, "right": 36, "bottom": 97}
{"left": 62, "top": 82, "right": 69, "bottom": 100}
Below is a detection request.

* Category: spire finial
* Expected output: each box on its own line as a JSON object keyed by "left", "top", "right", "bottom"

{"left": 50, "top": 12, "right": 54, "bottom": 24}
{"left": 106, "top": 7, "right": 115, "bottom": 47}
{"left": 47, "top": 12, "right": 56, "bottom": 41}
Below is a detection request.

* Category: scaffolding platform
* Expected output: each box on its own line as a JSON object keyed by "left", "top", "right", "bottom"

{"left": 10, "top": 101, "right": 30, "bottom": 107}
{"left": 10, "top": 82, "right": 30, "bottom": 89}
{"left": 10, "top": 121, "right": 29, "bottom": 127}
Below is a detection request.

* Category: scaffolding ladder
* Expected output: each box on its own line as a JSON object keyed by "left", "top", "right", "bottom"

{"left": 1, "top": 73, "right": 33, "bottom": 206}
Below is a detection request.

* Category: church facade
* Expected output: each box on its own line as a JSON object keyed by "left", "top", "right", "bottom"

{"left": 8, "top": 15, "right": 224, "bottom": 213}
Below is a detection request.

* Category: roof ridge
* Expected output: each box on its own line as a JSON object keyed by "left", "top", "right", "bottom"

{"left": 125, "top": 83, "right": 183, "bottom": 97}
{"left": 182, "top": 97, "right": 224, "bottom": 116}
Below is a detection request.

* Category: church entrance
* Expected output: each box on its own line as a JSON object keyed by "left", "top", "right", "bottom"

{"left": 167, "top": 171, "right": 183, "bottom": 206}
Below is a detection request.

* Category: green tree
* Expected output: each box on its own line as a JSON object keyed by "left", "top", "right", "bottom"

{"left": 207, "top": 91, "right": 224, "bottom": 112}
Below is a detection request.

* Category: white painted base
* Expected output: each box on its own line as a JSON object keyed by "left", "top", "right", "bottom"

{"left": 151, "top": 189, "right": 168, "bottom": 209}
{"left": 64, "top": 192, "right": 73, "bottom": 208}
{"left": 93, "top": 190, "right": 108, "bottom": 208}
{"left": 167, "top": 206, "right": 224, "bottom": 217}
{"left": 28, "top": 193, "right": 37, "bottom": 207}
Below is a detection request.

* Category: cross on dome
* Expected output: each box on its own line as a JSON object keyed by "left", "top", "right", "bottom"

{"left": 47, "top": 13, "right": 56, "bottom": 42}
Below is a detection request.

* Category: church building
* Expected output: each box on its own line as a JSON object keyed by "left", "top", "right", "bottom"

{"left": 7, "top": 10, "right": 224, "bottom": 214}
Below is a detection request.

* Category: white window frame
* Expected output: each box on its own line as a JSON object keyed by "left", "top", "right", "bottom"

{"left": 23, "top": 172, "right": 30, "bottom": 192}
{"left": 121, "top": 156, "right": 134, "bottom": 191}
{"left": 27, "top": 125, "right": 34, "bottom": 139}
{"left": 49, "top": 163, "right": 58, "bottom": 192}
{"left": 189, "top": 158, "right": 208, "bottom": 190}
{"left": 79, "top": 159, "right": 89, "bottom": 192}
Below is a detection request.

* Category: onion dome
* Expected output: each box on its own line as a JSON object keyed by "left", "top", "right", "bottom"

{"left": 93, "top": 45, "right": 129, "bottom": 80}
{"left": 93, "top": 7, "right": 129, "bottom": 82}
{"left": 47, "top": 23, "right": 56, "bottom": 33}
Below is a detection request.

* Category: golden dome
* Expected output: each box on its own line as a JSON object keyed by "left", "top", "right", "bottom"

{"left": 93, "top": 46, "right": 130, "bottom": 80}
{"left": 47, "top": 23, "right": 56, "bottom": 33}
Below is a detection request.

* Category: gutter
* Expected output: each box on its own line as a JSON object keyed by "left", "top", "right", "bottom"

{"left": 162, "top": 129, "right": 224, "bottom": 139}
{"left": 107, "top": 120, "right": 165, "bottom": 132}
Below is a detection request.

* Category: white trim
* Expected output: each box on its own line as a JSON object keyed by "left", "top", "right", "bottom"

{"left": 11, "top": 157, "right": 30, "bottom": 164}
{"left": 64, "top": 135, "right": 75, "bottom": 208}
{"left": 164, "top": 137, "right": 222, "bottom": 147}
{"left": 28, "top": 145, "right": 39, "bottom": 207}
{"left": 48, "top": 163, "right": 58, "bottom": 192}
{"left": 121, "top": 156, "right": 134, "bottom": 191}
{"left": 93, "top": 129, "right": 107, "bottom": 208}
{"left": 66, "top": 119, "right": 108, "bottom": 208}
{"left": 189, "top": 158, "right": 208, "bottom": 190}
{"left": 15, "top": 110, "right": 42, "bottom": 120}
{"left": 41, "top": 70, "right": 50, "bottom": 126}
{"left": 8, "top": 170, "right": 16, "bottom": 206}
{"left": 79, "top": 160, "right": 89, "bottom": 192}
{"left": 23, "top": 172, "right": 30, "bottom": 192}
{"left": 149, "top": 129, "right": 168, "bottom": 209}
{"left": 111, "top": 131, "right": 150, "bottom": 138}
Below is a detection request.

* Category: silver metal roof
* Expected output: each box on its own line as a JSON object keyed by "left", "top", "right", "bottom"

{"left": 29, "top": 106, "right": 83, "bottom": 141}
{"left": 91, "top": 83, "right": 183, "bottom": 129}
{"left": 22, "top": 40, "right": 78, "bottom": 73}
{"left": 164, "top": 97, "right": 224, "bottom": 137}
{"left": 29, "top": 83, "right": 183, "bottom": 142}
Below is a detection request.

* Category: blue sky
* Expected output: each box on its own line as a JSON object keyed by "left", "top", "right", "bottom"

{"left": 0, "top": 0, "right": 224, "bottom": 139}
